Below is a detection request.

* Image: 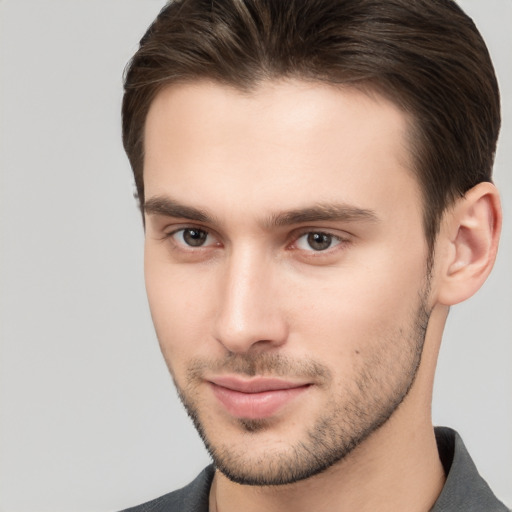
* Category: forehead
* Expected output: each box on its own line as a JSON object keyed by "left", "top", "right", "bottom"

{"left": 143, "top": 79, "right": 422, "bottom": 223}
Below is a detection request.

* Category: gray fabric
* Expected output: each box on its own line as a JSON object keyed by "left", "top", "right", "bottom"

{"left": 430, "top": 428, "right": 509, "bottom": 511}
{"left": 121, "top": 465, "right": 214, "bottom": 512}
{"left": 121, "top": 427, "right": 508, "bottom": 512}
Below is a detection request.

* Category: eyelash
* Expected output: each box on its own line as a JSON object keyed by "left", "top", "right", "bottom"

{"left": 164, "top": 226, "right": 350, "bottom": 256}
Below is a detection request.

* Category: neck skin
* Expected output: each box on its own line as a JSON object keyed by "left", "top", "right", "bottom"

{"left": 209, "top": 305, "right": 448, "bottom": 512}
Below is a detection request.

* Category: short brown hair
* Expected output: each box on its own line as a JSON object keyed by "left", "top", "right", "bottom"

{"left": 122, "top": 0, "right": 500, "bottom": 251}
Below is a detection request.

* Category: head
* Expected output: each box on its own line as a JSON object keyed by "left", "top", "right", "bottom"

{"left": 122, "top": 0, "right": 501, "bottom": 487}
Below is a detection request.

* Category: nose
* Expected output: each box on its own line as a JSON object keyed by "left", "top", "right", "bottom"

{"left": 212, "top": 246, "right": 288, "bottom": 354}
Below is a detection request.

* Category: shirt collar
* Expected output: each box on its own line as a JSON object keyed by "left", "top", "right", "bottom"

{"left": 430, "top": 427, "right": 508, "bottom": 511}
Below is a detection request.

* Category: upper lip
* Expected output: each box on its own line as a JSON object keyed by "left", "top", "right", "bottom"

{"left": 207, "top": 375, "right": 310, "bottom": 393}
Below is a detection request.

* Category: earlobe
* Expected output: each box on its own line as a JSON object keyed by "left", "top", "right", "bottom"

{"left": 437, "top": 182, "right": 502, "bottom": 306}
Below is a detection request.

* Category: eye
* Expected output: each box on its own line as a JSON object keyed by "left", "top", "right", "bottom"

{"left": 170, "top": 227, "right": 213, "bottom": 248}
{"left": 295, "top": 232, "right": 341, "bottom": 252}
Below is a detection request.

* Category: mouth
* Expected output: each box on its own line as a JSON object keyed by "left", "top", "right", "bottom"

{"left": 207, "top": 375, "right": 312, "bottom": 420}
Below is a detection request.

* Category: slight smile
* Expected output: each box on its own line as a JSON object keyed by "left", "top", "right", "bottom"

{"left": 208, "top": 376, "right": 312, "bottom": 420}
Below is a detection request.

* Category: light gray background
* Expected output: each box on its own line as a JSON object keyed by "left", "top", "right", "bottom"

{"left": 0, "top": 1, "right": 510, "bottom": 511}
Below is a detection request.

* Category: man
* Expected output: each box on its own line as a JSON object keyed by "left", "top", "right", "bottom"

{"left": 120, "top": 0, "right": 508, "bottom": 510}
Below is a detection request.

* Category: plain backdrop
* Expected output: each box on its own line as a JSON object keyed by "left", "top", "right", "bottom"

{"left": 0, "top": 1, "right": 510, "bottom": 511}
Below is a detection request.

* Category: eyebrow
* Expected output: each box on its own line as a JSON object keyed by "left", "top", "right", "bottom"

{"left": 144, "top": 196, "right": 215, "bottom": 223}
{"left": 144, "top": 195, "right": 379, "bottom": 227}
{"left": 266, "top": 204, "right": 379, "bottom": 227}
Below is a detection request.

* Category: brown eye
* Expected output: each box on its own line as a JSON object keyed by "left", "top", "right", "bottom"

{"left": 176, "top": 228, "right": 209, "bottom": 247}
{"left": 305, "top": 232, "right": 334, "bottom": 251}
{"left": 294, "top": 231, "right": 345, "bottom": 253}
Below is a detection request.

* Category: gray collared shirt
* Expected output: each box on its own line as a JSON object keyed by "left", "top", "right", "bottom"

{"left": 122, "top": 427, "right": 509, "bottom": 511}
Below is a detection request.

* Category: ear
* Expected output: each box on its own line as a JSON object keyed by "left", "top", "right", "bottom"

{"left": 436, "top": 182, "right": 502, "bottom": 306}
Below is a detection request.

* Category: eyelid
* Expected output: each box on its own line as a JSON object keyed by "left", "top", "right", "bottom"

{"left": 161, "top": 222, "right": 210, "bottom": 238}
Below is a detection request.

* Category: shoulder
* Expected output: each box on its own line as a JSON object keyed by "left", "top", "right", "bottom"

{"left": 119, "top": 465, "right": 215, "bottom": 512}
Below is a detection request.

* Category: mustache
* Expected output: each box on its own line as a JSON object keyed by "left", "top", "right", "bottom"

{"left": 186, "top": 352, "right": 332, "bottom": 382}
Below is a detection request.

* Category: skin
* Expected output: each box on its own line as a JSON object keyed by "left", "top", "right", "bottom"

{"left": 142, "top": 80, "right": 501, "bottom": 511}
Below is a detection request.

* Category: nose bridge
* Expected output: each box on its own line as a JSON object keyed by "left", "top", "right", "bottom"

{"left": 213, "top": 242, "right": 287, "bottom": 353}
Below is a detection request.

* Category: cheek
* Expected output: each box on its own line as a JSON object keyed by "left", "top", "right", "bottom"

{"left": 144, "top": 250, "right": 217, "bottom": 369}
{"left": 286, "top": 253, "right": 427, "bottom": 357}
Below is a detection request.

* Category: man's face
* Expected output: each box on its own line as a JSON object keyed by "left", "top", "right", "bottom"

{"left": 143, "top": 80, "right": 432, "bottom": 485}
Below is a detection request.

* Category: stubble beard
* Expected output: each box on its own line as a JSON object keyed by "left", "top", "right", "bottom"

{"left": 170, "top": 289, "right": 431, "bottom": 487}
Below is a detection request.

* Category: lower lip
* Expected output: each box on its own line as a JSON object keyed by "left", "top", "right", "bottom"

{"left": 210, "top": 383, "right": 310, "bottom": 419}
